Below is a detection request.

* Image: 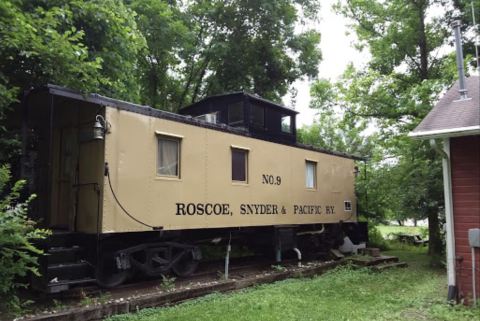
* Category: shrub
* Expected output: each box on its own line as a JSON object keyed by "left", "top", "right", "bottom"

{"left": 419, "top": 226, "right": 429, "bottom": 239}
{"left": 0, "top": 165, "right": 49, "bottom": 314}
{"left": 367, "top": 225, "right": 389, "bottom": 250}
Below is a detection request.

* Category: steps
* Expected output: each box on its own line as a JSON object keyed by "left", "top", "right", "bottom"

{"left": 33, "top": 231, "right": 96, "bottom": 293}
{"left": 371, "top": 262, "right": 408, "bottom": 272}
{"left": 348, "top": 248, "right": 408, "bottom": 271}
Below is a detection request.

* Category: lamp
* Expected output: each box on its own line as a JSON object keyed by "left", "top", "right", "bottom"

{"left": 353, "top": 166, "right": 360, "bottom": 177}
{"left": 93, "top": 115, "right": 107, "bottom": 140}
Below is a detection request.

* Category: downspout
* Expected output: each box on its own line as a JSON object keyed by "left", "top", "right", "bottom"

{"left": 430, "top": 138, "right": 457, "bottom": 301}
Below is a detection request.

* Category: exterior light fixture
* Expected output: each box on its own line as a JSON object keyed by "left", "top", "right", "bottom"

{"left": 93, "top": 115, "right": 107, "bottom": 140}
{"left": 353, "top": 166, "right": 360, "bottom": 177}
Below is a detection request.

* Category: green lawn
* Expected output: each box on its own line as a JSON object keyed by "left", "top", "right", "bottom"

{"left": 107, "top": 246, "right": 479, "bottom": 321}
{"left": 376, "top": 225, "right": 426, "bottom": 239}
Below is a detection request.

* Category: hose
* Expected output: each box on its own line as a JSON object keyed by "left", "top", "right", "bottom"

{"left": 105, "top": 162, "right": 159, "bottom": 230}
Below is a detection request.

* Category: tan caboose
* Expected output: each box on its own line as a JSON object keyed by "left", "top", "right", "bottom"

{"left": 23, "top": 86, "right": 365, "bottom": 292}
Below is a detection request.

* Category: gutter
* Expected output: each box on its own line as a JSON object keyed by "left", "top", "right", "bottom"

{"left": 430, "top": 138, "right": 457, "bottom": 301}
{"left": 409, "top": 126, "right": 480, "bottom": 139}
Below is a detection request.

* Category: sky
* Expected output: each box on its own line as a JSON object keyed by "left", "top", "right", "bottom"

{"left": 287, "top": 0, "right": 370, "bottom": 127}
{"left": 290, "top": 1, "right": 479, "bottom": 128}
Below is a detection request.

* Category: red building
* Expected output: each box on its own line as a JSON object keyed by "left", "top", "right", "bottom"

{"left": 410, "top": 76, "right": 479, "bottom": 303}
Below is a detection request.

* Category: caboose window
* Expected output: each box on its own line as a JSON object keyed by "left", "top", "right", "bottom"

{"left": 281, "top": 115, "right": 292, "bottom": 133}
{"left": 231, "top": 148, "right": 248, "bottom": 182}
{"left": 251, "top": 104, "right": 265, "bottom": 128}
{"left": 228, "top": 102, "right": 244, "bottom": 125}
{"left": 157, "top": 136, "right": 181, "bottom": 177}
{"left": 305, "top": 160, "right": 316, "bottom": 189}
{"left": 344, "top": 201, "right": 352, "bottom": 211}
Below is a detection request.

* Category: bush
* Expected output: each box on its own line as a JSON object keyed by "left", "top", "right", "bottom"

{"left": 367, "top": 225, "right": 389, "bottom": 250}
{"left": 419, "top": 226, "right": 429, "bottom": 239}
{"left": 0, "top": 165, "right": 49, "bottom": 314}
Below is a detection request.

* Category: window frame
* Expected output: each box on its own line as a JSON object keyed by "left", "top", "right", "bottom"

{"left": 231, "top": 146, "right": 249, "bottom": 184}
{"left": 344, "top": 201, "right": 352, "bottom": 212}
{"left": 305, "top": 160, "right": 317, "bottom": 189}
{"left": 195, "top": 112, "right": 218, "bottom": 124}
{"left": 156, "top": 133, "right": 182, "bottom": 179}
{"left": 281, "top": 114, "right": 293, "bottom": 134}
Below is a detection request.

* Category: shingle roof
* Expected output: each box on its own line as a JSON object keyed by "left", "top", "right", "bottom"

{"left": 410, "top": 76, "right": 480, "bottom": 138}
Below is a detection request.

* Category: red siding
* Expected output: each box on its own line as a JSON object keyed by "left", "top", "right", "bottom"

{"left": 451, "top": 135, "right": 480, "bottom": 303}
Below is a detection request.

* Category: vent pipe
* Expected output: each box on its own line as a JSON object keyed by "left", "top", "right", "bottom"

{"left": 452, "top": 20, "right": 468, "bottom": 99}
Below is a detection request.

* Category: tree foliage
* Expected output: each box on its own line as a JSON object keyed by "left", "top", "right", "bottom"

{"left": 298, "top": 79, "right": 373, "bottom": 157}
{"left": 301, "top": 0, "right": 472, "bottom": 259}
{"left": 0, "top": 0, "right": 323, "bottom": 146}
{"left": 0, "top": 0, "right": 146, "bottom": 161}
{"left": 0, "top": 165, "right": 49, "bottom": 314}
{"left": 129, "top": 0, "right": 322, "bottom": 110}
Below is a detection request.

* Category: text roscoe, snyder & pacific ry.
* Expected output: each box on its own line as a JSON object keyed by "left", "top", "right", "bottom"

{"left": 175, "top": 203, "right": 336, "bottom": 216}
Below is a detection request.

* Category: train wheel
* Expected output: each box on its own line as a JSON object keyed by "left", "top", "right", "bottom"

{"left": 171, "top": 248, "right": 200, "bottom": 277}
{"left": 95, "top": 245, "right": 130, "bottom": 288}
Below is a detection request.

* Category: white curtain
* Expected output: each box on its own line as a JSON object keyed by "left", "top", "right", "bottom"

{"left": 158, "top": 138, "right": 179, "bottom": 176}
{"left": 305, "top": 162, "right": 316, "bottom": 188}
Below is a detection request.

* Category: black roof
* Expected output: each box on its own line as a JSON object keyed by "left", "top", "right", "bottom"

{"left": 28, "top": 84, "right": 364, "bottom": 161}
{"left": 180, "top": 91, "right": 299, "bottom": 115}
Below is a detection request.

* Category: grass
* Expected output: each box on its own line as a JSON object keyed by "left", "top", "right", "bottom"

{"left": 377, "top": 225, "right": 426, "bottom": 239}
{"left": 107, "top": 244, "right": 479, "bottom": 321}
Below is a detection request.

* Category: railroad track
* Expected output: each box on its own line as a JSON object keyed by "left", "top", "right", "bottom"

{"left": 53, "top": 255, "right": 303, "bottom": 300}
{"left": 21, "top": 257, "right": 345, "bottom": 321}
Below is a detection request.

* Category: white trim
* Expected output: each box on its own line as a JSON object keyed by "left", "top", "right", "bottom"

{"left": 409, "top": 125, "right": 480, "bottom": 139}
{"left": 442, "top": 139, "right": 456, "bottom": 289}
{"left": 230, "top": 144, "right": 250, "bottom": 151}
{"left": 155, "top": 131, "right": 184, "bottom": 139}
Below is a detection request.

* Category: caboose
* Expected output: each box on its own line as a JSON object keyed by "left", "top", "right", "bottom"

{"left": 21, "top": 86, "right": 366, "bottom": 292}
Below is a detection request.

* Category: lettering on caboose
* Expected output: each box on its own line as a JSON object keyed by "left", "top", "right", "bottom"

{"left": 176, "top": 203, "right": 232, "bottom": 216}
{"left": 293, "top": 205, "right": 335, "bottom": 215}
{"left": 240, "top": 204, "right": 281, "bottom": 214}
{"left": 175, "top": 203, "right": 338, "bottom": 216}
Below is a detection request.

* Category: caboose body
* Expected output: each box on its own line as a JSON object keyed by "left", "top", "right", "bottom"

{"left": 23, "top": 86, "right": 365, "bottom": 292}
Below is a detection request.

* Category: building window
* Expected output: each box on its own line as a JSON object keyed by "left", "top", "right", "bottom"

{"left": 305, "top": 160, "right": 316, "bottom": 189}
{"left": 251, "top": 103, "right": 265, "bottom": 128}
{"left": 344, "top": 201, "right": 352, "bottom": 211}
{"left": 232, "top": 148, "right": 248, "bottom": 182}
{"left": 228, "top": 102, "right": 244, "bottom": 125}
{"left": 281, "top": 115, "right": 292, "bottom": 133}
{"left": 157, "top": 135, "right": 181, "bottom": 177}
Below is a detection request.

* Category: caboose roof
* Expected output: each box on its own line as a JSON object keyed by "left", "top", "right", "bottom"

{"left": 410, "top": 76, "right": 480, "bottom": 139}
{"left": 179, "top": 91, "right": 299, "bottom": 115}
{"left": 27, "top": 84, "right": 364, "bottom": 161}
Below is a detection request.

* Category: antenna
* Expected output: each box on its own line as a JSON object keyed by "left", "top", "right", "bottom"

{"left": 472, "top": 1, "right": 480, "bottom": 74}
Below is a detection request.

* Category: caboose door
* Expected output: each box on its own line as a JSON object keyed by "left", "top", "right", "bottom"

{"left": 50, "top": 127, "right": 78, "bottom": 230}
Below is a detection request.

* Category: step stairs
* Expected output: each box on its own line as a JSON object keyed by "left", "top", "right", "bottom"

{"left": 32, "top": 231, "right": 96, "bottom": 293}
{"left": 348, "top": 248, "right": 408, "bottom": 271}
{"left": 370, "top": 261, "right": 408, "bottom": 272}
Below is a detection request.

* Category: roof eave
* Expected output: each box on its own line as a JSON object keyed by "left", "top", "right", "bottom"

{"left": 409, "top": 125, "right": 480, "bottom": 139}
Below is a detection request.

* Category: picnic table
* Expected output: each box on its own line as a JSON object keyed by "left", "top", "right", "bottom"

{"left": 392, "top": 233, "right": 429, "bottom": 246}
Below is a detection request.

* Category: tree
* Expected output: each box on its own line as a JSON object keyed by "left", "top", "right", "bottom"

{"left": 0, "top": 0, "right": 145, "bottom": 162}
{"left": 128, "top": 0, "right": 190, "bottom": 111}
{"left": 299, "top": 79, "right": 373, "bottom": 155}
{"left": 329, "top": 0, "right": 462, "bottom": 259}
{"left": 173, "top": 0, "right": 323, "bottom": 108}
{"left": 452, "top": 0, "right": 480, "bottom": 70}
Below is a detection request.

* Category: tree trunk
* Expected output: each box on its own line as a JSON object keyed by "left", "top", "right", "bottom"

{"left": 427, "top": 208, "right": 443, "bottom": 265}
